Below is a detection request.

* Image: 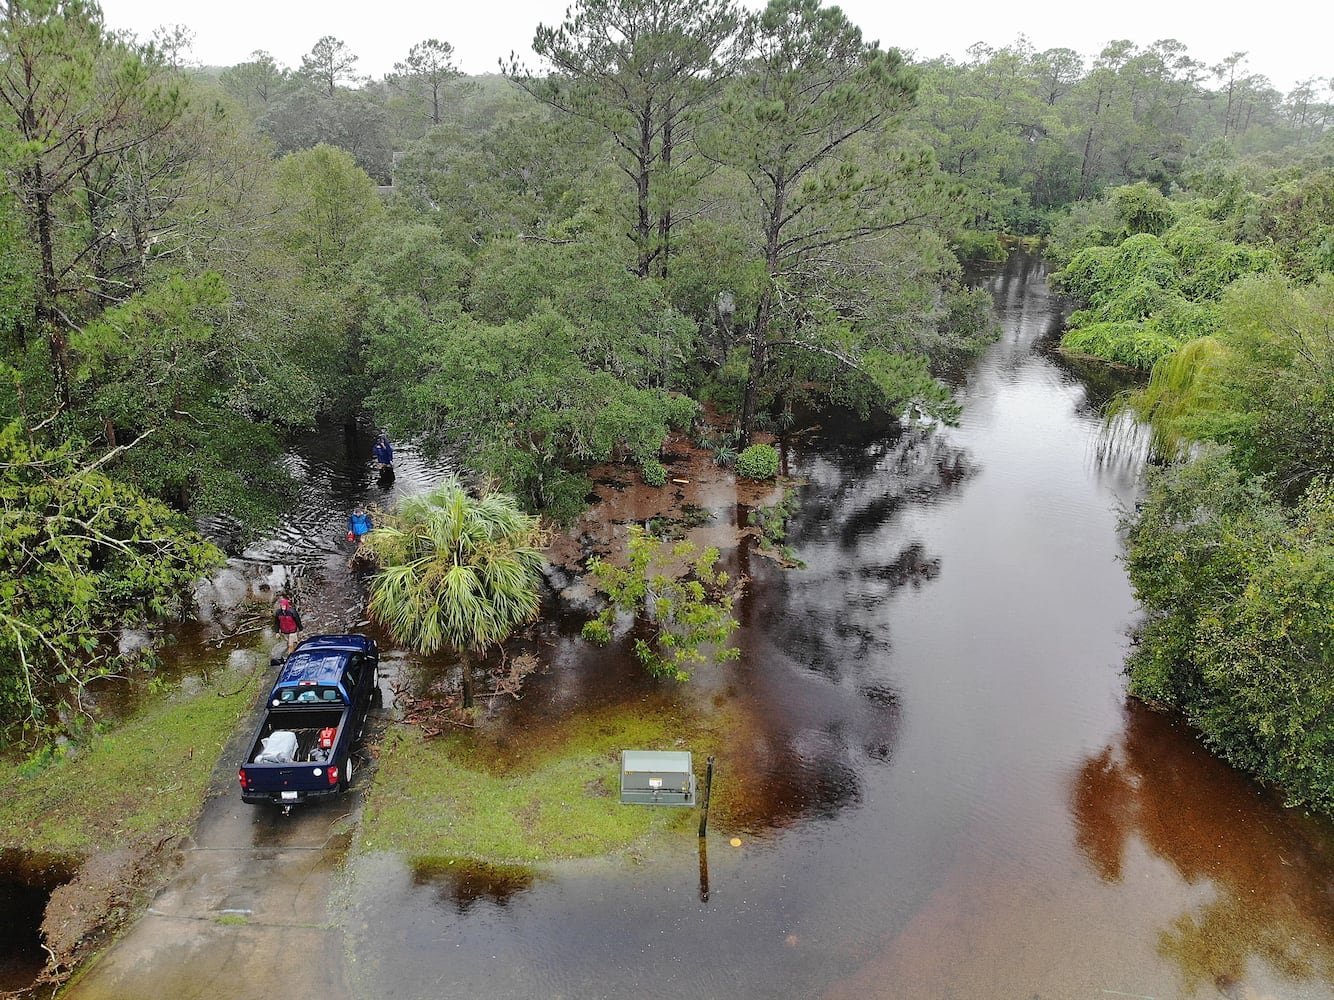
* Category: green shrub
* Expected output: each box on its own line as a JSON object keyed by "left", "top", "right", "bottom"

{"left": 640, "top": 459, "right": 667, "bottom": 487}
{"left": 1061, "top": 320, "right": 1180, "bottom": 370}
{"left": 1125, "top": 453, "right": 1334, "bottom": 814}
{"left": 1112, "top": 182, "right": 1176, "bottom": 236}
{"left": 664, "top": 394, "right": 700, "bottom": 431}
{"left": 951, "top": 229, "right": 1007, "bottom": 262}
{"left": 735, "top": 443, "right": 779, "bottom": 480}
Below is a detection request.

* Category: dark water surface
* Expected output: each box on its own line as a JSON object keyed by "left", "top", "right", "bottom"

{"left": 335, "top": 252, "right": 1334, "bottom": 999}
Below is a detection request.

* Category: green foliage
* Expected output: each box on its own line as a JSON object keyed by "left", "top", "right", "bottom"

{"left": 582, "top": 526, "right": 740, "bottom": 681}
{"left": 1061, "top": 320, "right": 1181, "bottom": 369}
{"left": 1124, "top": 450, "right": 1334, "bottom": 812}
{"left": 662, "top": 220, "right": 766, "bottom": 352}
{"left": 735, "top": 443, "right": 779, "bottom": 480}
{"left": 0, "top": 0, "right": 192, "bottom": 407}
{"left": 274, "top": 144, "right": 385, "bottom": 279}
{"left": 516, "top": 0, "right": 749, "bottom": 276}
{"left": 1208, "top": 275, "right": 1334, "bottom": 498}
{"left": 388, "top": 100, "right": 602, "bottom": 244}
{"left": 360, "top": 479, "right": 546, "bottom": 658}
{"left": 1053, "top": 211, "right": 1272, "bottom": 371}
{"left": 1050, "top": 245, "right": 1117, "bottom": 302}
{"left": 0, "top": 194, "right": 34, "bottom": 350}
{"left": 660, "top": 393, "right": 699, "bottom": 432}
{"left": 1123, "top": 336, "right": 1231, "bottom": 458}
{"left": 1258, "top": 167, "right": 1334, "bottom": 283}
{"left": 640, "top": 459, "right": 667, "bottom": 487}
{"left": 217, "top": 50, "right": 288, "bottom": 121}
{"left": 1162, "top": 223, "right": 1275, "bottom": 299}
{"left": 363, "top": 304, "right": 693, "bottom": 517}
{"left": 950, "top": 230, "right": 1007, "bottom": 262}
{"left": 0, "top": 659, "right": 263, "bottom": 851}
{"left": 66, "top": 273, "right": 299, "bottom": 526}
{"left": 1111, "top": 182, "right": 1176, "bottom": 236}
{"left": 0, "top": 420, "right": 224, "bottom": 721}
{"left": 1124, "top": 275, "right": 1334, "bottom": 494}
{"left": 351, "top": 223, "right": 470, "bottom": 309}
{"left": 466, "top": 234, "right": 697, "bottom": 389}
{"left": 386, "top": 38, "right": 461, "bottom": 137}
{"left": 706, "top": 0, "right": 968, "bottom": 436}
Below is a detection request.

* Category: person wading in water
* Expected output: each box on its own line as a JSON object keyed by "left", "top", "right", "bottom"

{"left": 273, "top": 597, "right": 303, "bottom": 656}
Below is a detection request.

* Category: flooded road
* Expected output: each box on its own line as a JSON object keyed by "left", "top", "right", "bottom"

{"left": 339, "top": 252, "right": 1334, "bottom": 1000}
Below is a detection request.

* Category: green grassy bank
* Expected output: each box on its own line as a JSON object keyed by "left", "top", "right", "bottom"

{"left": 0, "top": 658, "right": 265, "bottom": 855}
{"left": 361, "top": 701, "right": 744, "bottom": 863}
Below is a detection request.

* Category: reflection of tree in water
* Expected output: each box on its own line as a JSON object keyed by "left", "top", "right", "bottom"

{"left": 710, "top": 415, "right": 955, "bottom": 833}
{"left": 410, "top": 859, "right": 539, "bottom": 913}
{"left": 1071, "top": 703, "right": 1334, "bottom": 995}
{"left": 718, "top": 688, "right": 902, "bottom": 832}
{"left": 775, "top": 417, "right": 967, "bottom": 685}
{"left": 1046, "top": 349, "right": 1146, "bottom": 414}
{"left": 790, "top": 422, "right": 974, "bottom": 555}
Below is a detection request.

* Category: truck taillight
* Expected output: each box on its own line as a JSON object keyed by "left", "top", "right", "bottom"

{"left": 238, "top": 768, "right": 248, "bottom": 790}
{"left": 327, "top": 766, "right": 339, "bottom": 786}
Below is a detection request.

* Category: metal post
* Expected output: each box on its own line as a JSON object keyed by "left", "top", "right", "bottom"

{"left": 698, "top": 837, "right": 710, "bottom": 903}
{"left": 697, "top": 755, "right": 715, "bottom": 837}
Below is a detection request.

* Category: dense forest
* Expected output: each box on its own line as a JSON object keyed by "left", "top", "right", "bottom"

{"left": 2, "top": 0, "right": 1333, "bottom": 809}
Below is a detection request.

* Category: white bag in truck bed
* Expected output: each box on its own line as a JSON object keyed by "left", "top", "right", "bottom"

{"left": 256, "top": 730, "right": 298, "bottom": 763}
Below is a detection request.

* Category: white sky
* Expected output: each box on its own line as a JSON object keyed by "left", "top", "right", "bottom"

{"left": 99, "top": 0, "right": 1328, "bottom": 95}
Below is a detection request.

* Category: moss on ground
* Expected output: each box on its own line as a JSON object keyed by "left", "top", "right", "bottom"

{"left": 361, "top": 702, "right": 742, "bottom": 864}
{"left": 0, "top": 660, "right": 265, "bottom": 855}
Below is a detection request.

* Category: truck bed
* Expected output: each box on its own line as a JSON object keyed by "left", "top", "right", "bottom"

{"left": 247, "top": 707, "right": 345, "bottom": 765}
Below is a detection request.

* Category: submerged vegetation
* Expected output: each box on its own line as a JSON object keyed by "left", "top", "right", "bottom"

{"left": 582, "top": 527, "right": 740, "bottom": 682}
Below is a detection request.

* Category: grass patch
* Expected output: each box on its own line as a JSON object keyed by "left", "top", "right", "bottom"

{"left": 0, "top": 661, "right": 266, "bottom": 855}
{"left": 362, "top": 702, "right": 741, "bottom": 864}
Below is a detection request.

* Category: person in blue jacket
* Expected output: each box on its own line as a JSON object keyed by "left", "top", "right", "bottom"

{"left": 348, "top": 505, "right": 373, "bottom": 541}
{"left": 372, "top": 433, "right": 394, "bottom": 469}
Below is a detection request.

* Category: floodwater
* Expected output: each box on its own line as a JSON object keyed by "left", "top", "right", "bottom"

{"left": 34, "top": 250, "right": 1334, "bottom": 999}
{"left": 337, "top": 251, "right": 1334, "bottom": 1000}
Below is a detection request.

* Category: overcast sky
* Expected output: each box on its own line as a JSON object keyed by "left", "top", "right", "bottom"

{"left": 99, "top": 0, "right": 1328, "bottom": 95}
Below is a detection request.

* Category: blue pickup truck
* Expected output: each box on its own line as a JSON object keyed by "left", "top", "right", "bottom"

{"left": 238, "top": 634, "right": 380, "bottom": 807}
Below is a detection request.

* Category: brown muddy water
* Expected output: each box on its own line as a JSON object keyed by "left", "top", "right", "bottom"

{"left": 338, "top": 252, "right": 1334, "bottom": 1000}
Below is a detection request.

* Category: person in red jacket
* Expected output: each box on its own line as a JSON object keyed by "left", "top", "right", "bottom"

{"left": 273, "top": 597, "right": 303, "bottom": 656}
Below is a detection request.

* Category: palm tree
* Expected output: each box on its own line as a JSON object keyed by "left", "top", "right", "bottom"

{"left": 358, "top": 480, "right": 546, "bottom": 707}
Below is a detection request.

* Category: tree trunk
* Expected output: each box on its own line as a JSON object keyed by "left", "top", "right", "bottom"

{"left": 656, "top": 105, "right": 674, "bottom": 279}
{"left": 32, "top": 178, "right": 72, "bottom": 411}
{"left": 742, "top": 175, "right": 786, "bottom": 443}
{"left": 635, "top": 103, "right": 654, "bottom": 277}
{"left": 740, "top": 287, "right": 772, "bottom": 443}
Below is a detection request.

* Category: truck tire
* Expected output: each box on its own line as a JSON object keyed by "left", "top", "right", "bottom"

{"left": 341, "top": 757, "right": 354, "bottom": 792}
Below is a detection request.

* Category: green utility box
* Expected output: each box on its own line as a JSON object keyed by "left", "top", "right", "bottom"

{"left": 620, "top": 750, "right": 696, "bottom": 806}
